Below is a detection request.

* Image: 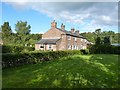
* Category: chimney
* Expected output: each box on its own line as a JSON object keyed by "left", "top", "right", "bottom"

{"left": 61, "top": 23, "right": 65, "bottom": 30}
{"left": 71, "top": 28, "right": 75, "bottom": 33}
{"left": 75, "top": 30, "right": 80, "bottom": 35}
{"left": 51, "top": 20, "right": 57, "bottom": 28}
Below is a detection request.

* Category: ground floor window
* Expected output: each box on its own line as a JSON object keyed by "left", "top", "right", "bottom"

{"left": 49, "top": 44, "right": 52, "bottom": 49}
{"left": 40, "top": 44, "right": 44, "bottom": 48}
{"left": 68, "top": 45, "right": 71, "bottom": 49}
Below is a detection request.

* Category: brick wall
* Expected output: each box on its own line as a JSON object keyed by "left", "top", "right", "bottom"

{"left": 42, "top": 28, "right": 65, "bottom": 39}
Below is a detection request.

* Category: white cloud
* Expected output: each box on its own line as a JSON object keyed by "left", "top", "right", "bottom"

{"left": 3, "top": 1, "right": 118, "bottom": 32}
{"left": 2, "top": 0, "right": 120, "bottom": 2}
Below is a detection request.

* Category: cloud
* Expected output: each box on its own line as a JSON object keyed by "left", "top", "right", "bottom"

{"left": 3, "top": 1, "right": 118, "bottom": 32}
{"left": 2, "top": 0, "right": 120, "bottom": 2}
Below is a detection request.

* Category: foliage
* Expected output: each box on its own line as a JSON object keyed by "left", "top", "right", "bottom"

{"left": 2, "top": 50, "right": 81, "bottom": 68}
{"left": 80, "top": 49, "right": 89, "bottom": 54}
{"left": 1, "top": 21, "right": 42, "bottom": 47}
{"left": 95, "top": 36, "right": 102, "bottom": 45}
{"left": 95, "top": 28, "right": 101, "bottom": 36}
{"left": 2, "top": 54, "right": 119, "bottom": 88}
{"left": 15, "top": 21, "right": 31, "bottom": 35}
{"left": 2, "top": 45, "right": 34, "bottom": 53}
{"left": 81, "top": 30, "right": 119, "bottom": 44}
{"left": 1, "top": 22, "right": 12, "bottom": 44}
{"left": 89, "top": 45, "right": 120, "bottom": 54}
{"left": 103, "top": 36, "right": 111, "bottom": 45}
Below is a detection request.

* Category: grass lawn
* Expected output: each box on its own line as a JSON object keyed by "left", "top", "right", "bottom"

{"left": 2, "top": 54, "right": 119, "bottom": 88}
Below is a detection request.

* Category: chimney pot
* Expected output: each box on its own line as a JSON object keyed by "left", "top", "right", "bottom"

{"left": 75, "top": 30, "right": 80, "bottom": 35}
{"left": 71, "top": 28, "right": 75, "bottom": 33}
{"left": 51, "top": 20, "right": 57, "bottom": 28}
{"left": 61, "top": 23, "right": 65, "bottom": 30}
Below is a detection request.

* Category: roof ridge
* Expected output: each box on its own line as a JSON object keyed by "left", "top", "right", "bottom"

{"left": 56, "top": 27, "right": 85, "bottom": 39}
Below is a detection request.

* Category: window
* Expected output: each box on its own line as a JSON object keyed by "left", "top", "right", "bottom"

{"left": 75, "top": 37, "right": 77, "bottom": 41}
{"left": 81, "top": 39, "right": 83, "bottom": 41}
{"left": 68, "top": 45, "right": 71, "bottom": 49}
{"left": 40, "top": 44, "right": 44, "bottom": 48}
{"left": 68, "top": 36, "right": 71, "bottom": 40}
{"left": 49, "top": 44, "right": 52, "bottom": 49}
{"left": 74, "top": 45, "right": 76, "bottom": 49}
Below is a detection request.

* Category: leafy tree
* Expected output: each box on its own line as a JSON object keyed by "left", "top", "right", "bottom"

{"left": 1, "top": 22, "right": 12, "bottom": 44}
{"left": 15, "top": 21, "right": 31, "bottom": 35}
{"left": 95, "top": 28, "right": 101, "bottom": 36}
{"left": 103, "top": 36, "right": 111, "bottom": 45}
{"left": 95, "top": 36, "right": 101, "bottom": 45}
{"left": 15, "top": 21, "right": 31, "bottom": 46}
{"left": 81, "top": 29, "right": 119, "bottom": 44}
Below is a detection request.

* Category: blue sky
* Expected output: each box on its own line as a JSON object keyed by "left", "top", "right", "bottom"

{"left": 1, "top": 1, "right": 118, "bottom": 34}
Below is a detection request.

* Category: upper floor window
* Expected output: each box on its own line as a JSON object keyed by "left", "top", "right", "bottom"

{"left": 75, "top": 37, "right": 77, "bottom": 41}
{"left": 67, "top": 36, "right": 71, "bottom": 40}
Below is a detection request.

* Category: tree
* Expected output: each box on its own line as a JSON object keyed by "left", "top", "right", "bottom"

{"left": 95, "top": 36, "right": 101, "bottom": 45}
{"left": 1, "top": 22, "right": 12, "bottom": 44}
{"left": 95, "top": 28, "right": 101, "bottom": 36}
{"left": 15, "top": 21, "right": 31, "bottom": 46}
{"left": 15, "top": 21, "right": 31, "bottom": 35}
{"left": 103, "top": 36, "right": 111, "bottom": 45}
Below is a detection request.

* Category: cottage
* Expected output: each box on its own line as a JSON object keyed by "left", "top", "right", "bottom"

{"left": 35, "top": 20, "right": 89, "bottom": 51}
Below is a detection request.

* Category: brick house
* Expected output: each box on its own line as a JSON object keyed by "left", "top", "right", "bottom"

{"left": 35, "top": 20, "right": 89, "bottom": 51}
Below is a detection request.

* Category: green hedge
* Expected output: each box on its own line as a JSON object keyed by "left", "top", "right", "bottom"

{"left": 89, "top": 45, "right": 120, "bottom": 54}
{"left": 2, "top": 45, "right": 34, "bottom": 53}
{"left": 2, "top": 50, "right": 81, "bottom": 68}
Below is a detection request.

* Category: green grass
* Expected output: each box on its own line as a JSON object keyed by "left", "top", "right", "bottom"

{"left": 2, "top": 54, "right": 119, "bottom": 88}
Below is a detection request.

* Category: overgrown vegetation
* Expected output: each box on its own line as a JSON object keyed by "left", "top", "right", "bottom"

{"left": 2, "top": 54, "right": 119, "bottom": 88}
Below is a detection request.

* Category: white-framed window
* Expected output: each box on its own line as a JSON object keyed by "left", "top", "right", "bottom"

{"left": 68, "top": 45, "right": 71, "bottom": 49}
{"left": 81, "top": 38, "right": 83, "bottom": 41}
{"left": 75, "top": 37, "right": 77, "bottom": 41}
{"left": 40, "top": 44, "right": 44, "bottom": 48}
{"left": 67, "top": 36, "right": 71, "bottom": 40}
{"left": 49, "top": 44, "right": 52, "bottom": 49}
{"left": 74, "top": 45, "right": 75, "bottom": 49}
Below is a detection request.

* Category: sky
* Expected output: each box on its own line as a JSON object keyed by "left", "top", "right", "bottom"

{"left": 1, "top": 0, "right": 119, "bottom": 34}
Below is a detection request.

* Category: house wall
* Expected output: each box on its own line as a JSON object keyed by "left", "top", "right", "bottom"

{"left": 35, "top": 36, "right": 87, "bottom": 51}
{"left": 42, "top": 28, "right": 65, "bottom": 39}
{"left": 42, "top": 28, "right": 67, "bottom": 51}
{"left": 58, "top": 34, "right": 67, "bottom": 50}
{"left": 35, "top": 44, "right": 57, "bottom": 51}
{"left": 35, "top": 44, "right": 40, "bottom": 50}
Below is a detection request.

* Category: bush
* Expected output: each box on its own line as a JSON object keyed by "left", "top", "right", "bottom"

{"left": 2, "top": 50, "right": 81, "bottom": 68}
{"left": 89, "top": 45, "right": 120, "bottom": 54}
{"left": 2, "top": 45, "right": 35, "bottom": 53}
{"left": 80, "top": 49, "right": 89, "bottom": 55}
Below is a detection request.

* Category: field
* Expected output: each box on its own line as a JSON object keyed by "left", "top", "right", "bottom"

{"left": 2, "top": 54, "right": 119, "bottom": 88}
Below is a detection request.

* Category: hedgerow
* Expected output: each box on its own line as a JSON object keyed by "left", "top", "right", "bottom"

{"left": 2, "top": 50, "right": 81, "bottom": 68}
{"left": 89, "top": 45, "right": 120, "bottom": 54}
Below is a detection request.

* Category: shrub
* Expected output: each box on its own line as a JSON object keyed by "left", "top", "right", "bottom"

{"left": 89, "top": 45, "right": 120, "bottom": 54}
{"left": 2, "top": 50, "right": 81, "bottom": 68}
{"left": 2, "top": 45, "right": 34, "bottom": 53}
{"left": 80, "top": 49, "right": 89, "bottom": 55}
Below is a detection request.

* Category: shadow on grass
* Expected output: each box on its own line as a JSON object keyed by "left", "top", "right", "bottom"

{"left": 2, "top": 54, "right": 119, "bottom": 88}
